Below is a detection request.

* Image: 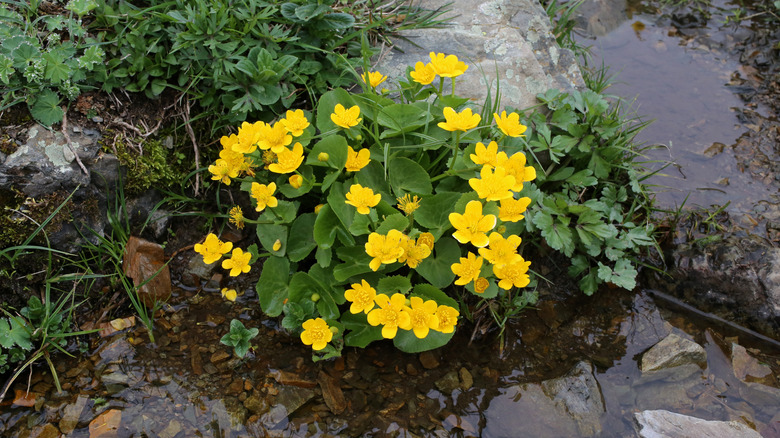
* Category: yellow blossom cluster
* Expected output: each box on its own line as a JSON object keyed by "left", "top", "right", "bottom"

{"left": 194, "top": 233, "right": 253, "bottom": 298}
{"left": 364, "top": 229, "right": 434, "bottom": 271}
{"left": 340, "top": 279, "right": 459, "bottom": 341}
{"left": 410, "top": 52, "right": 469, "bottom": 85}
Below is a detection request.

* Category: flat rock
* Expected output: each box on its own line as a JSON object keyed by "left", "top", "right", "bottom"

{"left": 641, "top": 333, "right": 706, "bottom": 372}
{"left": 484, "top": 361, "right": 604, "bottom": 437}
{"left": 59, "top": 394, "right": 89, "bottom": 434}
{"left": 730, "top": 343, "right": 772, "bottom": 382}
{"left": 375, "top": 0, "right": 584, "bottom": 111}
{"left": 634, "top": 410, "right": 763, "bottom": 438}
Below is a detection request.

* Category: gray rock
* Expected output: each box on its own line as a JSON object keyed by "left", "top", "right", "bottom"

{"left": 484, "top": 361, "right": 604, "bottom": 437}
{"left": 260, "top": 386, "right": 316, "bottom": 428}
{"left": 375, "top": 0, "right": 584, "bottom": 112}
{"left": 649, "top": 234, "right": 780, "bottom": 340}
{"left": 634, "top": 409, "right": 763, "bottom": 438}
{"left": 58, "top": 394, "right": 89, "bottom": 434}
{"left": 434, "top": 370, "right": 461, "bottom": 394}
{"left": 641, "top": 333, "right": 707, "bottom": 372}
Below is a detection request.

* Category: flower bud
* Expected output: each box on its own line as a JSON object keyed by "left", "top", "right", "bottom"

{"left": 318, "top": 152, "right": 329, "bottom": 162}
{"left": 289, "top": 174, "right": 303, "bottom": 189}
{"left": 311, "top": 293, "right": 321, "bottom": 302}
{"left": 329, "top": 326, "right": 339, "bottom": 334}
{"left": 272, "top": 239, "right": 282, "bottom": 251}
{"left": 314, "top": 204, "right": 324, "bottom": 214}
{"left": 355, "top": 134, "right": 363, "bottom": 141}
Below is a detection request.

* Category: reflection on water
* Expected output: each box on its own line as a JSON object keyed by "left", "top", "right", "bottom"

{"left": 574, "top": 0, "right": 778, "bottom": 220}
{"left": 1, "top": 287, "right": 778, "bottom": 437}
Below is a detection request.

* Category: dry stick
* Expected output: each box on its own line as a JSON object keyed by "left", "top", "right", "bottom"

{"left": 61, "top": 109, "right": 89, "bottom": 175}
{"left": 183, "top": 98, "right": 201, "bottom": 195}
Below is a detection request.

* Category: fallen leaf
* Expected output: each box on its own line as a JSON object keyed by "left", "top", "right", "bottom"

{"left": 12, "top": 389, "right": 37, "bottom": 407}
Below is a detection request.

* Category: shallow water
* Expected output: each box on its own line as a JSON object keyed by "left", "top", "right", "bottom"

{"left": 574, "top": 0, "right": 780, "bottom": 225}
{"left": 1, "top": 285, "right": 778, "bottom": 437}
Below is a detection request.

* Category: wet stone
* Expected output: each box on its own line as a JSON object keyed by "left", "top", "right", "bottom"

{"left": 435, "top": 371, "right": 461, "bottom": 395}
{"left": 641, "top": 333, "right": 707, "bottom": 372}
{"left": 459, "top": 368, "right": 474, "bottom": 390}
{"left": 419, "top": 351, "right": 440, "bottom": 369}
{"left": 244, "top": 394, "right": 269, "bottom": 414}
{"left": 157, "top": 419, "right": 182, "bottom": 438}
{"left": 261, "top": 386, "right": 316, "bottom": 427}
{"left": 318, "top": 371, "right": 346, "bottom": 415}
{"left": 730, "top": 343, "right": 773, "bottom": 382}
{"left": 29, "top": 424, "right": 60, "bottom": 438}
{"left": 634, "top": 409, "right": 763, "bottom": 438}
{"left": 272, "top": 370, "right": 317, "bottom": 388}
{"left": 59, "top": 394, "right": 89, "bottom": 434}
{"left": 95, "top": 337, "right": 135, "bottom": 364}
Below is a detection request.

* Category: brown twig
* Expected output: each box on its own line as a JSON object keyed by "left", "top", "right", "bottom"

{"left": 183, "top": 98, "right": 201, "bottom": 195}
{"left": 61, "top": 109, "right": 89, "bottom": 175}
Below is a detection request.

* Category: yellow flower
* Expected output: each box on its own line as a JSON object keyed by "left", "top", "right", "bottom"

{"left": 450, "top": 252, "right": 483, "bottom": 286}
{"left": 396, "top": 194, "right": 421, "bottom": 215}
{"left": 494, "top": 111, "right": 528, "bottom": 137}
{"left": 474, "top": 277, "right": 489, "bottom": 294}
{"left": 403, "top": 296, "right": 440, "bottom": 339}
{"left": 250, "top": 182, "right": 278, "bottom": 212}
{"left": 221, "top": 248, "right": 252, "bottom": 276}
{"left": 428, "top": 52, "right": 468, "bottom": 78}
{"left": 344, "top": 279, "right": 377, "bottom": 314}
{"left": 496, "top": 152, "right": 536, "bottom": 192}
{"left": 258, "top": 121, "right": 292, "bottom": 154}
{"left": 345, "top": 184, "right": 381, "bottom": 215}
{"left": 231, "top": 121, "right": 264, "bottom": 154}
{"left": 272, "top": 239, "right": 282, "bottom": 251}
{"left": 398, "top": 236, "right": 432, "bottom": 269}
{"left": 331, "top": 104, "right": 362, "bottom": 129}
{"left": 314, "top": 204, "right": 324, "bottom": 214}
{"left": 470, "top": 141, "right": 507, "bottom": 168}
{"left": 410, "top": 61, "right": 436, "bottom": 85}
{"left": 469, "top": 165, "right": 517, "bottom": 201}
{"left": 261, "top": 150, "right": 276, "bottom": 170}
{"left": 434, "top": 305, "right": 459, "bottom": 333}
{"left": 281, "top": 109, "right": 310, "bottom": 137}
{"left": 268, "top": 142, "right": 304, "bottom": 174}
{"left": 449, "top": 200, "right": 496, "bottom": 248}
{"left": 220, "top": 133, "right": 239, "bottom": 150}
{"left": 417, "top": 232, "right": 435, "bottom": 251}
{"left": 367, "top": 293, "right": 411, "bottom": 339}
{"left": 478, "top": 232, "right": 523, "bottom": 267}
{"left": 219, "top": 146, "right": 245, "bottom": 170}
{"left": 365, "top": 230, "right": 406, "bottom": 271}
{"left": 498, "top": 197, "right": 532, "bottom": 222}
{"left": 345, "top": 146, "right": 370, "bottom": 172}
{"left": 300, "top": 318, "right": 333, "bottom": 351}
{"left": 221, "top": 288, "right": 237, "bottom": 302}
{"left": 229, "top": 206, "right": 244, "bottom": 229}
{"left": 194, "top": 233, "right": 233, "bottom": 265}
{"left": 493, "top": 258, "right": 531, "bottom": 290}
{"left": 363, "top": 71, "right": 387, "bottom": 88}
{"left": 288, "top": 174, "right": 303, "bottom": 189}
{"left": 208, "top": 159, "right": 239, "bottom": 185}
{"left": 438, "top": 107, "right": 481, "bottom": 132}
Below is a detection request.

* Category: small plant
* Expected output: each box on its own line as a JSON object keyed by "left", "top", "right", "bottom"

{"left": 220, "top": 319, "right": 259, "bottom": 358}
{"left": 0, "top": 1, "right": 106, "bottom": 125}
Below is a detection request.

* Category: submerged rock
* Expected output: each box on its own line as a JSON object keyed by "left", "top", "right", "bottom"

{"left": 484, "top": 361, "right": 604, "bottom": 437}
{"left": 640, "top": 333, "right": 707, "bottom": 372}
{"left": 633, "top": 409, "right": 763, "bottom": 438}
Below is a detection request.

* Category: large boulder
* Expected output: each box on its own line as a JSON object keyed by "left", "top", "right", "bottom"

{"left": 375, "top": 0, "right": 584, "bottom": 110}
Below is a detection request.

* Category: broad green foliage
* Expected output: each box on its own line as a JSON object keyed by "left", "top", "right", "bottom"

{"left": 521, "top": 89, "right": 655, "bottom": 295}
{"left": 95, "top": 0, "right": 364, "bottom": 126}
{"left": 220, "top": 319, "right": 259, "bottom": 358}
{"left": 0, "top": 4, "right": 104, "bottom": 125}
{"left": 201, "top": 53, "right": 545, "bottom": 358}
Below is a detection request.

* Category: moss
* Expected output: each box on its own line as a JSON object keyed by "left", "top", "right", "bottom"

{"left": 106, "top": 135, "right": 190, "bottom": 195}
{"left": 0, "top": 188, "right": 72, "bottom": 248}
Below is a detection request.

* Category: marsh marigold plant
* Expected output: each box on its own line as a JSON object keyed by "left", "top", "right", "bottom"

{"left": 205, "top": 53, "right": 543, "bottom": 359}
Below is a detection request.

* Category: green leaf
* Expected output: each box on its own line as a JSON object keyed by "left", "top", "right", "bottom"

{"left": 316, "top": 246, "right": 332, "bottom": 267}
{"left": 256, "top": 257, "right": 290, "bottom": 317}
{"left": 388, "top": 157, "right": 432, "bottom": 196}
{"left": 0, "top": 55, "right": 14, "bottom": 85}
{"left": 65, "top": 0, "right": 98, "bottom": 16}
{"left": 377, "top": 103, "right": 428, "bottom": 137}
{"left": 414, "top": 192, "right": 461, "bottom": 239}
{"left": 313, "top": 204, "right": 341, "bottom": 249}
{"left": 317, "top": 13, "right": 356, "bottom": 30}
{"left": 376, "top": 276, "right": 412, "bottom": 295}
{"left": 333, "top": 245, "right": 376, "bottom": 282}
{"left": 415, "top": 237, "right": 460, "bottom": 288}
{"left": 29, "top": 90, "right": 64, "bottom": 126}
{"left": 326, "top": 181, "right": 355, "bottom": 230}
{"left": 355, "top": 160, "right": 393, "bottom": 202}
{"left": 597, "top": 259, "right": 637, "bottom": 290}
{"left": 287, "top": 272, "right": 339, "bottom": 320}
{"left": 0, "top": 318, "right": 32, "bottom": 351}
{"left": 287, "top": 213, "right": 317, "bottom": 262}
{"left": 342, "top": 312, "right": 383, "bottom": 348}
{"left": 533, "top": 210, "right": 575, "bottom": 257}
{"left": 306, "top": 136, "right": 348, "bottom": 169}
{"left": 43, "top": 52, "right": 70, "bottom": 84}
{"left": 393, "top": 328, "right": 454, "bottom": 353}
{"left": 295, "top": 4, "right": 331, "bottom": 21}
{"left": 375, "top": 213, "right": 409, "bottom": 235}
{"left": 411, "top": 283, "right": 458, "bottom": 309}
{"left": 255, "top": 222, "right": 287, "bottom": 257}
{"left": 316, "top": 88, "right": 356, "bottom": 132}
